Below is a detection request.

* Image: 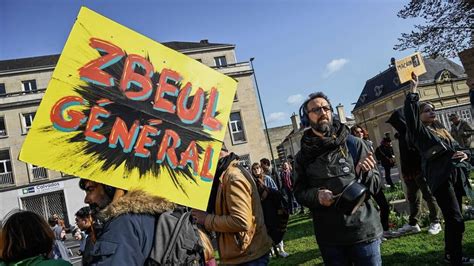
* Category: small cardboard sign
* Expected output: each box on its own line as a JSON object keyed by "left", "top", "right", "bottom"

{"left": 459, "top": 47, "right": 474, "bottom": 79}
{"left": 395, "top": 52, "right": 427, "bottom": 83}
{"left": 19, "top": 7, "right": 238, "bottom": 210}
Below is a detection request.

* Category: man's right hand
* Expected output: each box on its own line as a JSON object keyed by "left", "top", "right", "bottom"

{"left": 318, "top": 189, "right": 335, "bottom": 207}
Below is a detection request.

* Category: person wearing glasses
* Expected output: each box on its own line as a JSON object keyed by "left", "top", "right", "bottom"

{"left": 294, "top": 92, "right": 383, "bottom": 265}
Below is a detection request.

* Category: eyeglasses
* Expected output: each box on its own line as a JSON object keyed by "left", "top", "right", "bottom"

{"left": 308, "top": 105, "right": 331, "bottom": 114}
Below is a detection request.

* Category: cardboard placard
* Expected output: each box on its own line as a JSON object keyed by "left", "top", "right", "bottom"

{"left": 395, "top": 52, "right": 427, "bottom": 83}
{"left": 19, "top": 7, "right": 238, "bottom": 210}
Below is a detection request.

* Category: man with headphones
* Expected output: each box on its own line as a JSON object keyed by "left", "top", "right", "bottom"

{"left": 79, "top": 179, "right": 175, "bottom": 265}
{"left": 293, "top": 92, "right": 383, "bottom": 265}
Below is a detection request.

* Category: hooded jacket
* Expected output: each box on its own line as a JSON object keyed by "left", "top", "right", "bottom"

{"left": 204, "top": 159, "right": 272, "bottom": 265}
{"left": 294, "top": 123, "right": 382, "bottom": 245}
{"left": 88, "top": 190, "right": 175, "bottom": 265}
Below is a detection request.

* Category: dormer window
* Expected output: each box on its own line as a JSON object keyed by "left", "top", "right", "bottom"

{"left": 374, "top": 85, "right": 383, "bottom": 97}
{"left": 440, "top": 70, "right": 452, "bottom": 82}
{"left": 393, "top": 77, "right": 400, "bottom": 87}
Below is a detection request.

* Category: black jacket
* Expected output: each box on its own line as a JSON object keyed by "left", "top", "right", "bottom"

{"left": 404, "top": 93, "right": 468, "bottom": 192}
{"left": 294, "top": 124, "right": 382, "bottom": 245}
{"left": 375, "top": 144, "right": 395, "bottom": 168}
{"left": 386, "top": 109, "right": 422, "bottom": 180}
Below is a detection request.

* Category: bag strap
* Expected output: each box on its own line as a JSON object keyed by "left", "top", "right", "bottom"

{"left": 161, "top": 210, "right": 190, "bottom": 264}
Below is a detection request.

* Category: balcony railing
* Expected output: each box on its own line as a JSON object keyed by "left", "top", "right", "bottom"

{"left": 0, "top": 172, "right": 14, "bottom": 185}
{"left": 32, "top": 167, "right": 48, "bottom": 180}
{"left": 0, "top": 88, "right": 46, "bottom": 98}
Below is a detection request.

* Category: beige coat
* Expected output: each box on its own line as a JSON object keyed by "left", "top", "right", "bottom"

{"left": 204, "top": 160, "right": 272, "bottom": 265}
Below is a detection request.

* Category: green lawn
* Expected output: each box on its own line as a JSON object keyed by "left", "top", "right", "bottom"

{"left": 270, "top": 213, "right": 474, "bottom": 266}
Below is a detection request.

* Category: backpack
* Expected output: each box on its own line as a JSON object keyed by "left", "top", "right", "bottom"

{"left": 146, "top": 207, "right": 205, "bottom": 266}
{"left": 236, "top": 164, "right": 289, "bottom": 244}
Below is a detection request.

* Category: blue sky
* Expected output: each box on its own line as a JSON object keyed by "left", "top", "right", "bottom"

{"left": 1, "top": 0, "right": 428, "bottom": 127}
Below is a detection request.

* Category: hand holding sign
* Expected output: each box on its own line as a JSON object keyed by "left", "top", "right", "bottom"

{"left": 395, "top": 52, "right": 426, "bottom": 84}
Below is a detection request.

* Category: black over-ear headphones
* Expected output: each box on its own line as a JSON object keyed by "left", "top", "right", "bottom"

{"left": 299, "top": 92, "right": 334, "bottom": 128}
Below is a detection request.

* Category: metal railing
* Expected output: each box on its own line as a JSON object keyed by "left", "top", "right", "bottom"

{"left": 0, "top": 172, "right": 14, "bottom": 185}
{"left": 0, "top": 88, "right": 46, "bottom": 98}
{"left": 32, "top": 167, "right": 48, "bottom": 180}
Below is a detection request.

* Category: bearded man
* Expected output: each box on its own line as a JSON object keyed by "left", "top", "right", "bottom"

{"left": 294, "top": 92, "right": 383, "bottom": 265}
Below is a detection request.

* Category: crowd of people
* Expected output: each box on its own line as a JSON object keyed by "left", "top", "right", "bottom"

{"left": 0, "top": 74, "right": 473, "bottom": 265}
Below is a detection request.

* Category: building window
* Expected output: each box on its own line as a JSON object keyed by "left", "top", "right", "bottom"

{"left": 0, "top": 83, "right": 5, "bottom": 96}
{"left": 21, "top": 190, "right": 69, "bottom": 225}
{"left": 0, "top": 149, "right": 14, "bottom": 185}
{"left": 234, "top": 92, "right": 238, "bottom": 102}
{"left": 229, "top": 112, "right": 247, "bottom": 144}
{"left": 22, "top": 80, "right": 37, "bottom": 93}
{"left": 0, "top": 117, "right": 6, "bottom": 137}
{"left": 31, "top": 164, "right": 48, "bottom": 180}
{"left": 214, "top": 56, "right": 227, "bottom": 67}
{"left": 22, "top": 112, "right": 36, "bottom": 133}
{"left": 459, "top": 109, "right": 472, "bottom": 123}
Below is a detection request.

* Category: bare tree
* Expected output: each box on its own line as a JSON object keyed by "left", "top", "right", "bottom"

{"left": 394, "top": 0, "right": 474, "bottom": 58}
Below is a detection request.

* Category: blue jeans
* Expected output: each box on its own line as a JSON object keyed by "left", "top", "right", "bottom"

{"left": 319, "top": 239, "right": 382, "bottom": 266}
{"left": 238, "top": 253, "right": 270, "bottom": 266}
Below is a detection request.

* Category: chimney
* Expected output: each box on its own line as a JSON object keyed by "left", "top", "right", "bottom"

{"left": 200, "top": 39, "right": 209, "bottom": 44}
{"left": 336, "top": 104, "right": 347, "bottom": 123}
{"left": 390, "top": 57, "right": 396, "bottom": 67}
{"left": 290, "top": 113, "right": 300, "bottom": 131}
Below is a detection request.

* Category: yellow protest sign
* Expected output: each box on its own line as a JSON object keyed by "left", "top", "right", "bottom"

{"left": 19, "top": 7, "right": 237, "bottom": 210}
{"left": 395, "top": 52, "right": 427, "bottom": 83}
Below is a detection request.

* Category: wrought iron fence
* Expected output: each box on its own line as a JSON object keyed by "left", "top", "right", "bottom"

{"left": 32, "top": 167, "right": 48, "bottom": 180}
{"left": 0, "top": 172, "right": 14, "bottom": 185}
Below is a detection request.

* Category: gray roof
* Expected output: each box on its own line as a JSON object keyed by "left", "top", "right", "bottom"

{"left": 162, "top": 40, "right": 233, "bottom": 51}
{"left": 353, "top": 57, "right": 466, "bottom": 110}
{"left": 0, "top": 54, "right": 60, "bottom": 72}
{"left": 0, "top": 41, "right": 233, "bottom": 72}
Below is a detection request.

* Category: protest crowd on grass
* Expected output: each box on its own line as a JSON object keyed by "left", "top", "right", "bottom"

{"left": 2, "top": 4, "right": 474, "bottom": 266}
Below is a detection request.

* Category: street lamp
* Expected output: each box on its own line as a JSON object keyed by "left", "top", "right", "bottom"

{"left": 249, "top": 58, "right": 277, "bottom": 174}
